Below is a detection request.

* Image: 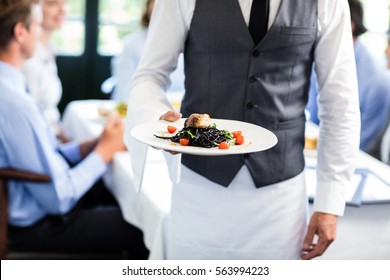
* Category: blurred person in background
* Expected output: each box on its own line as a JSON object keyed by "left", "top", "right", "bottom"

{"left": 0, "top": 0, "right": 147, "bottom": 257}
{"left": 109, "top": 0, "right": 185, "bottom": 102}
{"left": 369, "top": 35, "right": 390, "bottom": 163}
{"left": 306, "top": 0, "right": 390, "bottom": 153}
{"left": 22, "top": 0, "right": 68, "bottom": 142}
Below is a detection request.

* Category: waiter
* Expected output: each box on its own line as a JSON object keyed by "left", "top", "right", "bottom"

{"left": 125, "top": 0, "right": 360, "bottom": 259}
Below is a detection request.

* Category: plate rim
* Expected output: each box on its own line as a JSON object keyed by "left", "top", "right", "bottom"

{"left": 130, "top": 118, "right": 278, "bottom": 156}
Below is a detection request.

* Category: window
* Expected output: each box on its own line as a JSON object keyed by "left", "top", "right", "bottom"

{"left": 52, "top": 0, "right": 86, "bottom": 55}
{"left": 98, "top": 0, "right": 145, "bottom": 56}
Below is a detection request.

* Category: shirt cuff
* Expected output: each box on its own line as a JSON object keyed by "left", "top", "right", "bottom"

{"left": 81, "top": 151, "right": 107, "bottom": 178}
{"left": 58, "top": 141, "right": 82, "bottom": 164}
{"left": 313, "top": 182, "right": 347, "bottom": 216}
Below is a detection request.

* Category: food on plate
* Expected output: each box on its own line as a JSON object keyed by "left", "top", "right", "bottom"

{"left": 218, "top": 141, "right": 230, "bottom": 150}
{"left": 184, "top": 113, "right": 211, "bottom": 128}
{"left": 116, "top": 102, "right": 128, "bottom": 117}
{"left": 154, "top": 113, "right": 245, "bottom": 148}
{"left": 97, "top": 107, "right": 111, "bottom": 117}
{"left": 235, "top": 135, "right": 245, "bottom": 145}
{"left": 97, "top": 102, "right": 128, "bottom": 118}
{"left": 179, "top": 138, "right": 190, "bottom": 146}
{"left": 167, "top": 125, "right": 177, "bottom": 133}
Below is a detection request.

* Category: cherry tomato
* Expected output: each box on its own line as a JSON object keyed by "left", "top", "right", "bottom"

{"left": 235, "top": 135, "right": 245, "bottom": 145}
{"left": 232, "top": 131, "right": 242, "bottom": 138}
{"left": 218, "top": 141, "right": 230, "bottom": 149}
{"left": 179, "top": 138, "right": 190, "bottom": 146}
{"left": 167, "top": 125, "right": 177, "bottom": 134}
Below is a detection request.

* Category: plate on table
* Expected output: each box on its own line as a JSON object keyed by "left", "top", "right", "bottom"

{"left": 131, "top": 118, "right": 278, "bottom": 156}
{"left": 92, "top": 102, "right": 128, "bottom": 124}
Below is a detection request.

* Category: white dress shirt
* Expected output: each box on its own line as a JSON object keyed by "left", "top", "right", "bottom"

{"left": 125, "top": 0, "right": 360, "bottom": 216}
{"left": 22, "top": 42, "right": 62, "bottom": 134}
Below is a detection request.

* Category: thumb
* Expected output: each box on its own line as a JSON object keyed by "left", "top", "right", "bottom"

{"left": 160, "top": 111, "right": 182, "bottom": 122}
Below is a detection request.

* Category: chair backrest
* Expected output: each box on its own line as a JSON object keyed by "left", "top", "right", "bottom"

{"left": 0, "top": 168, "right": 50, "bottom": 259}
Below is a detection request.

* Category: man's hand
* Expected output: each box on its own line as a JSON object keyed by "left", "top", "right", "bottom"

{"left": 301, "top": 212, "right": 337, "bottom": 260}
{"left": 95, "top": 115, "right": 126, "bottom": 163}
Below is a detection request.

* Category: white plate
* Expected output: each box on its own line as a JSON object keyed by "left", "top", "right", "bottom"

{"left": 131, "top": 118, "right": 278, "bottom": 156}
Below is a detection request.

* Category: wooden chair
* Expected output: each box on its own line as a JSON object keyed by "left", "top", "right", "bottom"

{"left": 0, "top": 168, "right": 50, "bottom": 259}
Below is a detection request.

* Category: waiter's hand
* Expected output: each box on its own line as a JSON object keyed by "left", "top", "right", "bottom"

{"left": 301, "top": 212, "right": 337, "bottom": 260}
{"left": 159, "top": 111, "right": 182, "bottom": 154}
{"left": 159, "top": 111, "right": 182, "bottom": 122}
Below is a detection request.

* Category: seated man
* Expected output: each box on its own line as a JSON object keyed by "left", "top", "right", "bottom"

{"left": 368, "top": 35, "right": 390, "bottom": 162}
{"left": 306, "top": 0, "right": 390, "bottom": 152}
{"left": 0, "top": 0, "right": 147, "bottom": 257}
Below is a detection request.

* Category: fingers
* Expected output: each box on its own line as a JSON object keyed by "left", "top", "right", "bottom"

{"left": 107, "top": 113, "right": 124, "bottom": 125}
{"left": 160, "top": 111, "right": 182, "bottom": 122}
{"left": 301, "top": 222, "right": 316, "bottom": 260}
{"left": 163, "top": 149, "right": 179, "bottom": 155}
{"left": 301, "top": 212, "right": 337, "bottom": 260}
{"left": 301, "top": 231, "right": 334, "bottom": 260}
{"left": 313, "top": 234, "right": 333, "bottom": 258}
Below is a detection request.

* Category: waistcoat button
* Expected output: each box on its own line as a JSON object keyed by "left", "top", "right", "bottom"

{"left": 249, "top": 75, "right": 257, "bottom": 83}
{"left": 246, "top": 102, "right": 255, "bottom": 109}
{"left": 252, "top": 50, "right": 260, "bottom": 57}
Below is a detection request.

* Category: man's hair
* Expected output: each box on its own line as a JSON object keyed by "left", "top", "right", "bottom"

{"left": 141, "top": 0, "right": 154, "bottom": 28}
{"left": 348, "top": 0, "right": 367, "bottom": 37}
{"left": 0, "top": 0, "right": 38, "bottom": 50}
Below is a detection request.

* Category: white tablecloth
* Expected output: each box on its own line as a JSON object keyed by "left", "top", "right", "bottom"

{"left": 62, "top": 100, "right": 172, "bottom": 259}
{"left": 62, "top": 100, "right": 390, "bottom": 260}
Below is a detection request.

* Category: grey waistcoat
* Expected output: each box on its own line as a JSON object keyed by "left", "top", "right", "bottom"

{"left": 181, "top": 0, "right": 317, "bottom": 188}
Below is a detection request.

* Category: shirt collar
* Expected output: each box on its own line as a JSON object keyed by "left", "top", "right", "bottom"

{"left": 0, "top": 61, "right": 28, "bottom": 94}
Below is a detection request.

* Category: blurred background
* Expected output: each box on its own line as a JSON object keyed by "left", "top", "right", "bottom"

{"left": 54, "top": 0, "right": 146, "bottom": 112}
{"left": 54, "top": 0, "right": 390, "bottom": 112}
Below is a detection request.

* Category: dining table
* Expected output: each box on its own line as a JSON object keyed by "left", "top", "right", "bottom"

{"left": 62, "top": 99, "right": 390, "bottom": 260}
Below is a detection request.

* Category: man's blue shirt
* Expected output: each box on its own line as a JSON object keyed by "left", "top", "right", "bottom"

{"left": 0, "top": 61, "right": 107, "bottom": 227}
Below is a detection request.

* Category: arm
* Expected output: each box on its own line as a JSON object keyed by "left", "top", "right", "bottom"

{"left": 125, "top": 0, "right": 189, "bottom": 127}
{"left": 95, "top": 117, "right": 126, "bottom": 164}
{"left": 302, "top": 0, "right": 360, "bottom": 260}
{"left": 124, "top": 0, "right": 189, "bottom": 189}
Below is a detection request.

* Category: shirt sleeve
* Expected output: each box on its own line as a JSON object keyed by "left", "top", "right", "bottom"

{"left": 58, "top": 141, "right": 82, "bottom": 164}
{"left": 124, "top": 0, "right": 189, "bottom": 190}
{"left": 313, "top": 0, "right": 361, "bottom": 216}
